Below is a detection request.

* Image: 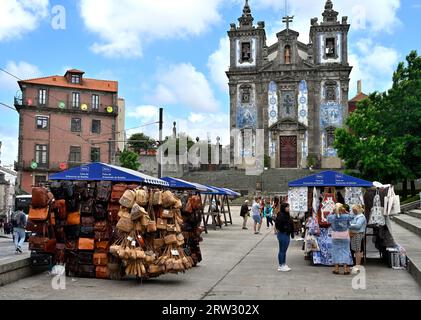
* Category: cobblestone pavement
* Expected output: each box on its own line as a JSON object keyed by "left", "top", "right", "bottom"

{"left": 0, "top": 207, "right": 420, "bottom": 300}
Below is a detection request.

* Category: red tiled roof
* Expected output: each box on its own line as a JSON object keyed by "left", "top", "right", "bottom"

{"left": 349, "top": 92, "right": 368, "bottom": 103}
{"left": 65, "top": 69, "right": 85, "bottom": 74}
{"left": 18, "top": 75, "right": 118, "bottom": 93}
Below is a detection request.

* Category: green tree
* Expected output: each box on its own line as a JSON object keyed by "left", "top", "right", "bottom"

{"left": 119, "top": 149, "right": 140, "bottom": 171}
{"left": 128, "top": 133, "right": 156, "bottom": 153}
{"left": 335, "top": 51, "right": 421, "bottom": 196}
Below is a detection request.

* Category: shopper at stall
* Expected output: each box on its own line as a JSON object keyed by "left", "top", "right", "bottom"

{"left": 240, "top": 200, "right": 250, "bottom": 230}
{"left": 328, "top": 203, "right": 353, "bottom": 275}
{"left": 349, "top": 204, "right": 367, "bottom": 274}
{"left": 264, "top": 204, "right": 274, "bottom": 229}
{"left": 275, "top": 203, "right": 295, "bottom": 272}
{"left": 252, "top": 197, "right": 262, "bottom": 234}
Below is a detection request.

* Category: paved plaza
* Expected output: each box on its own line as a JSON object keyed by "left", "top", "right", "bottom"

{"left": 0, "top": 207, "right": 420, "bottom": 300}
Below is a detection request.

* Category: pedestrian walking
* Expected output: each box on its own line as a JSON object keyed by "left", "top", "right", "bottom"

{"left": 240, "top": 200, "right": 250, "bottom": 230}
{"left": 349, "top": 204, "right": 367, "bottom": 274}
{"left": 328, "top": 203, "right": 354, "bottom": 275}
{"left": 263, "top": 204, "right": 274, "bottom": 229}
{"left": 0, "top": 219, "right": 4, "bottom": 234}
{"left": 11, "top": 206, "right": 27, "bottom": 254}
{"left": 251, "top": 197, "right": 262, "bottom": 234}
{"left": 274, "top": 203, "right": 295, "bottom": 272}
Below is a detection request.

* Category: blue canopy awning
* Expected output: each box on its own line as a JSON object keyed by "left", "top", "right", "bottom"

{"left": 219, "top": 187, "right": 241, "bottom": 198}
{"left": 49, "top": 162, "right": 169, "bottom": 186}
{"left": 288, "top": 170, "right": 373, "bottom": 188}
{"left": 161, "top": 177, "right": 208, "bottom": 192}
{"left": 201, "top": 186, "right": 229, "bottom": 195}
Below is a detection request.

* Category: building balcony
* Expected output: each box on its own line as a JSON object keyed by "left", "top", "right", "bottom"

{"left": 14, "top": 160, "right": 83, "bottom": 172}
{"left": 14, "top": 93, "right": 118, "bottom": 116}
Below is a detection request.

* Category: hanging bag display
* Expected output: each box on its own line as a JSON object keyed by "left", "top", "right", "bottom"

{"left": 66, "top": 211, "right": 81, "bottom": 225}
{"left": 116, "top": 211, "right": 133, "bottom": 233}
{"left": 368, "top": 190, "right": 386, "bottom": 226}
{"left": 110, "top": 183, "right": 127, "bottom": 203}
{"left": 130, "top": 203, "right": 146, "bottom": 221}
{"left": 147, "top": 194, "right": 157, "bottom": 232}
{"left": 28, "top": 206, "right": 49, "bottom": 221}
{"left": 152, "top": 191, "right": 163, "bottom": 206}
{"left": 384, "top": 186, "right": 401, "bottom": 216}
{"left": 119, "top": 189, "right": 136, "bottom": 209}
{"left": 162, "top": 191, "right": 176, "bottom": 208}
{"left": 319, "top": 188, "right": 336, "bottom": 228}
{"left": 135, "top": 189, "right": 148, "bottom": 206}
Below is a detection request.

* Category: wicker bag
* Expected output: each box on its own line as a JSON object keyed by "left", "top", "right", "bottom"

{"left": 152, "top": 191, "right": 162, "bottom": 206}
{"left": 119, "top": 190, "right": 136, "bottom": 209}
{"left": 164, "top": 234, "right": 177, "bottom": 245}
{"left": 116, "top": 211, "right": 133, "bottom": 233}
{"left": 131, "top": 204, "right": 146, "bottom": 221}
{"left": 162, "top": 191, "right": 176, "bottom": 208}
{"left": 161, "top": 209, "right": 174, "bottom": 219}
{"left": 156, "top": 218, "right": 167, "bottom": 230}
{"left": 135, "top": 189, "right": 148, "bottom": 206}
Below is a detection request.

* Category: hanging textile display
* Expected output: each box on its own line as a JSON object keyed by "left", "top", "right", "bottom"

{"left": 319, "top": 188, "right": 336, "bottom": 227}
{"left": 344, "top": 187, "right": 364, "bottom": 208}
{"left": 288, "top": 187, "right": 308, "bottom": 213}
{"left": 368, "top": 190, "right": 386, "bottom": 227}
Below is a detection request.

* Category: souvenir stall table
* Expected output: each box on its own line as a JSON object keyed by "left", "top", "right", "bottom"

{"left": 288, "top": 171, "right": 374, "bottom": 266}
{"left": 201, "top": 186, "right": 240, "bottom": 230}
{"left": 27, "top": 162, "right": 202, "bottom": 280}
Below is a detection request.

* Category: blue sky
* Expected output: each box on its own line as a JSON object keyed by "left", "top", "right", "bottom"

{"left": 1, "top": 0, "right": 421, "bottom": 166}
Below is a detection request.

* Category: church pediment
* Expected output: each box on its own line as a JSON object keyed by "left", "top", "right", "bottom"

{"left": 269, "top": 118, "right": 307, "bottom": 132}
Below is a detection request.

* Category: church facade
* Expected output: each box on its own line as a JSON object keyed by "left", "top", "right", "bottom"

{"left": 227, "top": 0, "right": 352, "bottom": 169}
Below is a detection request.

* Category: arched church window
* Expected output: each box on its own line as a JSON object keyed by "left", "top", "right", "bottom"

{"left": 241, "top": 42, "right": 251, "bottom": 62}
{"left": 325, "top": 38, "right": 336, "bottom": 58}
{"left": 326, "top": 126, "right": 336, "bottom": 148}
{"left": 285, "top": 45, "right": 291, "bottom": 64}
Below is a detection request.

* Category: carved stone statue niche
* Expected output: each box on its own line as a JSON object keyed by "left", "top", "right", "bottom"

{"left": 285, "top": 45, "right": 291, "bottom": 64}
{"left": 241, "top": 42, "right": 251, "bottom": 62}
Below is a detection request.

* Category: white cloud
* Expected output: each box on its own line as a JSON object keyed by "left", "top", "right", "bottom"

{"left": 208, "top": 37, "right": 230, "bottom": 92}
{"left": 0, "top": 61, "right": 42, "bottom": 91}
{"left": 79, "top": 0, "right": 225, "bottom": 57}
{"left": 152, "top": 63, "right": 220, "bottom": 112}
{"left": 0, "top": 131, "right": 18, "bottom": 166}
{"left": 128, "top": 105, "right": 160, "bottom": 122}
{"left": 0, "top": 0, "right": 49, "bottom": 41}
{"left": 126, "top": 107, "right": 230, "bottom": 145}
{"left": 349, "top": 40, "right": 399, "bottom": 96}
{"left": 251, "top": 0, "right": 401, "bottom": 44}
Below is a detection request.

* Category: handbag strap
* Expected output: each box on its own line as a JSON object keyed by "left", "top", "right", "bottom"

{"left": 148, "top": 192, "right": 155, "bottom": 221}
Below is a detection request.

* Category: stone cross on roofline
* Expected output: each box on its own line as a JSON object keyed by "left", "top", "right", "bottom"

{"left": 282, "top": 15, "right": 294, "bottom": 35}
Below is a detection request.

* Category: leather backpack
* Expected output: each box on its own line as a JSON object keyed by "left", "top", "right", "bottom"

{"left": 31, "top": 187, "right": 49, "bottom": 208}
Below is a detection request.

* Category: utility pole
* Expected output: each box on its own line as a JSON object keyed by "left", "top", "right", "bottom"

{"left": 158, "top": 108, "right": 163, "bottom": 178}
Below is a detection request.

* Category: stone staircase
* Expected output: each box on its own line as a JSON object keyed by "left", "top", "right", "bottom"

{"left": 391, "top": 208, "right": 421, "bottom": 287}
{"left": 181, "top": 168, "right": 321, "bottom": 194}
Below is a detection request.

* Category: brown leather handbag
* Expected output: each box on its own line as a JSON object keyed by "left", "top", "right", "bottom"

{"left": 119, "top": 189, "right": 136, "bottom": 208}
{"left": 28, "top": 206, "right": 49, "bottom": 221}
{"left": 93, "top": 252, "right": 109, "bottom": 266}
{"left": 94, "top": 221, "right": 108, "bottom": 232}
{"left": 78, "top": 238, "right": 95, "bottom": 251}
{"left": 153, "top": 238, "right": 165, "bottom": 250}
{"left": 164, "top": 234, "right": 177, "bottom": 245}
{"left": 67, "top": 211, "right": 81, "bottom": 225}
{"left": 110, "top": 183, "right": 127, "bottom": 203}
{"left": 81, "top": 216, "right": 95, "bottom": 227}
{"left": 65, "top": 240, "right": 77, "bottom": 251}
{"left": 31, "top": 187, "right": 49, "bottom": 208}
{"left": 95, "top": 266, "right": 110, "bottom": 279}
{"left": 95, "top": 241, "right": 109, "bottom": 252}
{"left": 167, "top": 224, "right": 176, "bottom": 232}
{"left": 29, "top": 237, "right": 56, "bottom": 253}
{"left": 55, "top": 199, "right": 67, "bottom": 220}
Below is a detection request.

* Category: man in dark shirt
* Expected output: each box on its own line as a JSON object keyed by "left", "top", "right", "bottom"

{"left": 240, "top": 200, "right": 250, "bottom": 230}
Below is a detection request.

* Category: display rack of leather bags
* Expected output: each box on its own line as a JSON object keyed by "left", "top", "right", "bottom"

{"left": 180, "top": 194, "right": 204, "bottom": 266}
{"left": 28, "top": 186, "right": 56, "bottom": 269}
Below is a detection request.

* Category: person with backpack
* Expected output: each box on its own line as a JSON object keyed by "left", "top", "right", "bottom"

{"left": 274, "top": 203, "right": 295, "bottom": 272}
{"left": 12, "top": 206, "right": 27, "bottom": 254}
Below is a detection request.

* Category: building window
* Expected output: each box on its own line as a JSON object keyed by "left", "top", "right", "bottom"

{"left": 91, "top": 119, "right": 101, "bottom": 134}
{"left": 71, "top": 75, "right": 80, "bottom": 84}
{"left": 69, "top": 146, "right": 81, "bottom": 163}
{"left": 38, "top": 89, "right": 47, "bottom": 105}
{"left": 92, "top": 94, "right": 99, "bottom": 110}
{"left": 34, "top": 175, "right": 47, "bottom": 187}
{"left": 282, "top": 92, "right": 295, "bottom": 116}
{"left": 241, "top": 42, "right": 251, "bottom": 62}
{"left": 36, "top": 116, "right": 49, "bottom": 130}
{"left": 91, "top": 147, "right": 100, "bottom": 162}
{"left": 71, "top": 118, "right": 81, "bottom": 132}
{"left": 241, "top": 85, "right": 251, "bottom": 104}
{"left": 326, "top": 127, "right": 336, "bottom": 148}
{"left": 325, "top": 38, "right": 336, "bottom": 58}
{"left": 284, "top": 45, "right": 291, "bottom": 64}
{"left": 72, "top": 92, "right": 80, "bottom": 108}
{"left": 35, "top": 144, "right": 48, "bottom": 166}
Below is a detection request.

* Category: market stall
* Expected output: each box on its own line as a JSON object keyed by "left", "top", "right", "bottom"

{"left": 287, "top": 170, "right": 385, "bottom": 266}
{"left": 27, "top": 162, "right": 205, "bottom": 280}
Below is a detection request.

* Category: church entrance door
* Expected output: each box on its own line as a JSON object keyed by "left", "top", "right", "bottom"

{"left": 280, "top": 136, "right": 297, "bottom": 168}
